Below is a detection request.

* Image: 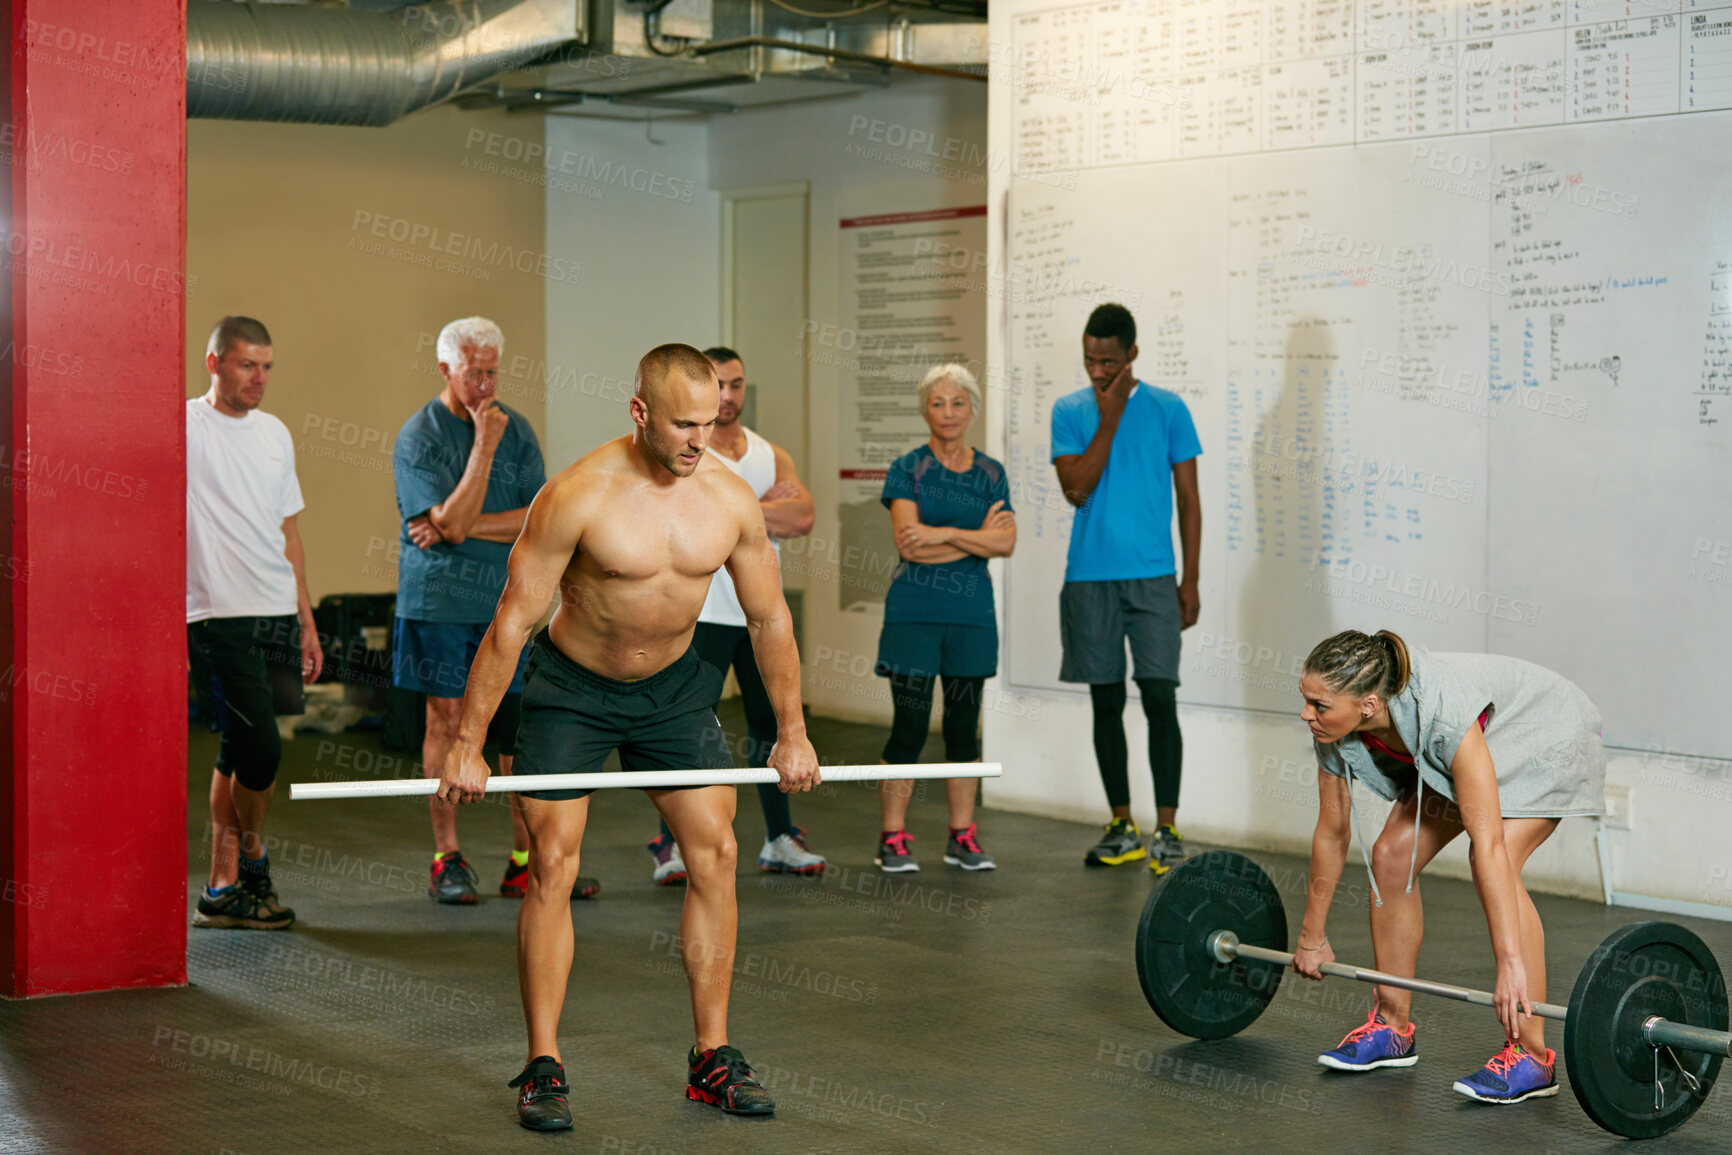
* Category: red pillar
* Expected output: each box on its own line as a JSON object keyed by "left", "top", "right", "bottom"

{"left": 2, "top": 0, "right": 187, "bottom": 995}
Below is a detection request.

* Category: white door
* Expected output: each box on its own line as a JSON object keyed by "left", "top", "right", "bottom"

{"left": 721, "top": 183, "right": 809, "bottom": 595}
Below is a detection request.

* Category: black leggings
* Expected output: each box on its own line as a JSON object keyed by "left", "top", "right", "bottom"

{"left": 1090, "top": 679, "right": 1182, "bottom": 811}
{"left": 188, "top": 615, "right": 305, "bottom": 792}
{"left": 881, "top": 673, "right": 984, "bottom": 765}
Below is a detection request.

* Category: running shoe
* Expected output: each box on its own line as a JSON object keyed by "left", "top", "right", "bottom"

{"left": 1452, "top": 1042, "right": 1559, "bottom": 1104}
{"left": 758, "top": 826, "right": 827, "bottom": 875}
{"left": 1147, "top": 825, "right": 1189, "bottom": 875}
{"left": 1084, "top": 818, "right": 1146, "bottom": 867}
{"left": 430, "top": 850, "right": 480, "bottom": 905}
{"left": 649, "top": 833, "right": 688, "bottom": 886}
{"left": 237, "top": 861, "right": 295, "bottom": 925}
{"left": 686, "top": 1045, "right": 774, "bottom": 1116}
{"left": 501, "top": 857, "right": 529, "bottom": 898}
{"left": 875, "top": 830, "right": 919, "bottom": 873}
{"left": 501, "top": 859, "right": 602, "bottom": 901}
{"left": 943, "top": 823, "right": 997, "bottom": 871}
{"left": 1318, "top": 1010, "right": 1418, "bottom": 1071}
{"left": 192, "top": 883, "right": 294, "bottom": 931}
{"left": 508, "top": 1055, "right": 573, "bottom": 1131}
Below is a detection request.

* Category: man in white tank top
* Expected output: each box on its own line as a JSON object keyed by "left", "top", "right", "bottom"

{"left": 646, "top": 347, "right": 828, "bottom": 881}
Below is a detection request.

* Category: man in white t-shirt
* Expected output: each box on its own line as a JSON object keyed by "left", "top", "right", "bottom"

{"left": 644, "top": 347, "right": 827, "bottom": 883}
{"left": 186, "top": 316, "right": 323, "bottom": 931}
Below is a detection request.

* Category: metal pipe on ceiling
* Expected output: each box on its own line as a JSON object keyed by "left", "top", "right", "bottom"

{"left": 187, "top": 0, "right": 580, "bottom": 126}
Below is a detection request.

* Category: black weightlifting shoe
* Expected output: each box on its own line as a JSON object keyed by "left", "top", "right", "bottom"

{"left": 429, "top": 851, "right": 480, "bottom": 905}
{"left": 508, "top": 1055, "right": 573, "bottom": 1131}
{"left": 686, "top": 1045, "right": 774, "bottom": 1116}
{"left": 500, "top": 859, "right": 601, "bottom": 901}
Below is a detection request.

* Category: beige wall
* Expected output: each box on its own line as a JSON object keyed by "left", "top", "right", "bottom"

{"left": 186, "top": 106, "right": 547, "bottom": 603}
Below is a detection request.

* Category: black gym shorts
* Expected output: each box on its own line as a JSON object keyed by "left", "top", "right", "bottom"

{"left": 511, "top": 630, "right": 732, "bottom": 801}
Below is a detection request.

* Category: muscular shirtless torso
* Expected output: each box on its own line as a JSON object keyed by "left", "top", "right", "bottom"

{"left": 439, "top": 342, "right": 816, "bottom": 799}
{"left": 538, "top": 437, "right": 765, "bottom": 682}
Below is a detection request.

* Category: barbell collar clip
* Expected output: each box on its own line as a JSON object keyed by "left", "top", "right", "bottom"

{"left": 1208, "top": 930, "right": 1239, "bottom": 965}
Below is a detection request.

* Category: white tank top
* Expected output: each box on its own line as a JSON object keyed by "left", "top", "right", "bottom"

{"left": 700, "top": 426, "right": 780, "bottom": 627}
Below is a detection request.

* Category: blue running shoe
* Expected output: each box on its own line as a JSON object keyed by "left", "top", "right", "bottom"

{"left": 1317, "top": 1010, "right": 1417, "bottom": 1071}
{"left": 1452, "top": 1042, "right": 1559, "bottom": 1104}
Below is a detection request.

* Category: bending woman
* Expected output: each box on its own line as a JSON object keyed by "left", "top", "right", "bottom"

{"left": 1294, "top": 629, "right": 1604, "bottom": 1105}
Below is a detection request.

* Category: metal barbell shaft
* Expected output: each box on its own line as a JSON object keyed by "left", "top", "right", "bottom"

{"left": 289, "top": 762, "right": 1002, "bottom": 801}
{"left": 1210, "top": 930, "right": 1570, "bottom": 1022}
{"left": 1646, "top": 1017, "right": 1732, "bottom": 1057}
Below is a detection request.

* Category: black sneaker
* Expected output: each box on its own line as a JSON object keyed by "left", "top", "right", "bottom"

{"left": 508, "top": 1055, "right": 573, "bottom": 1131}
{"left": 686, "top": 1045, "right": 774, "bottom": 1116}
{"left": 237, "top": 866, "right": 296, "bottom": 925}
{"left": 430, "top": 851, "right": 480, "bottom": 904}
{"left": 500, "top": 859, "right": 600, "bottom": 901}
{"left": 192, "top": 884, "right": 293, "bottom": 931}
{"left": 1084, "top": 817, "right": 1146, "bottom": 867}
{"left": 874, "top": 830, "right": 919, "bottom": 873}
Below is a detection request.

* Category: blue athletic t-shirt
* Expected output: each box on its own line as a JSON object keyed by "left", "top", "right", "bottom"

{"left": 1050, "top": 382, "right": 1202, "bottom": 583}
{"left": 879, "top": 446, "right": 1012, "bottom": 627}
{"left": 393, "top": 399, "right": 546, "bottom": 623}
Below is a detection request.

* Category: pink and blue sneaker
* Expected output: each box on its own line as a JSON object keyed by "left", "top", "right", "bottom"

{"left": 1452, "top": 1042, "right": 1559, "bottom": 1104}
{"left": 1317, "top": 1010, "right": 1418, "bottom": 1071}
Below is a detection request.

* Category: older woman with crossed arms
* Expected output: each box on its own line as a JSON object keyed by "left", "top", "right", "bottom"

{"left": 872, "top": 364, "right": 1016, "bottom": 873}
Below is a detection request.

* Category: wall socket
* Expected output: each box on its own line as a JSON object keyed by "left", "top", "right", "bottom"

{"left": 1603, "top": 784, "right": 1632, "bottom": 830}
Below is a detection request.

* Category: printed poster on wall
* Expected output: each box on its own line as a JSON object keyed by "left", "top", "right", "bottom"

{"left": 834, "top": 205, "right": 988, "bottom": 610}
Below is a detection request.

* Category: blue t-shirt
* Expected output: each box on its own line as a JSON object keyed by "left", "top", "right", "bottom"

{"left": 1050, "top": 382, "right": 1202, "bottom": 583}
{"left": 879, "top": 446, "right": 1012, "bottom": 627}
{"left": 393, "top": 399, "right": 546, "bottom": 623}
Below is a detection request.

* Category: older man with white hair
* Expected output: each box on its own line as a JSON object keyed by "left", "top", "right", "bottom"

{"left": 391, "top": 316, "right": 593, "bottom": 905}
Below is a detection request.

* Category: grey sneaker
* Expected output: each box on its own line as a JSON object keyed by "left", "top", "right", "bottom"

{"left": 758, "top": 826, "right": 827, "bottom": 875}
{"left": 1148, "top": 825, "right": 1188, "bottom": 875}
{"left": 429, "top": 851, "right": 480, "bottom": 904}
{"left": 942, "top": 823, "right": 996, "bottom": 871}
{"left": 192, "top": 883, "right": 293, "bottom": 930}
{"left": 238, "top": 865, "right": 296, "bottom": 924}
{"left": 1084, "top": 818, "right": 1146, "bottom": 867}
{"left": 875, "top": 830, "right": 919, "bottom": 873}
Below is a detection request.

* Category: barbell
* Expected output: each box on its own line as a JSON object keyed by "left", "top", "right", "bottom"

{"left": 1135, "top": 851, "right": 1729, "bottom": 1140}
{"left": 289, "top": 762, "right": 1001, "bottom": 801}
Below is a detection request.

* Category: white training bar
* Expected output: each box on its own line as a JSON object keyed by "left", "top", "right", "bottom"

{"left": 290, "top": 762, "right": 1002, "bottom": 801}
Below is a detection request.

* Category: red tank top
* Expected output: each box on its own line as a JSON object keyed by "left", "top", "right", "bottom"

{"left": 1360, "top": 707, "right": 1491, "bottom": 764}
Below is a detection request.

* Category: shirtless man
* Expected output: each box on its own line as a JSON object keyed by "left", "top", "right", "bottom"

{"left": 437, "top": 343, "right": 820, "bottom": 1131}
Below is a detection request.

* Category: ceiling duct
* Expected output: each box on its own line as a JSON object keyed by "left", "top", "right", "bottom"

{"left": 466, "top": 0, "right": 986, "bottom": 118}
{"left": 187, "top": 0, "right": 582, "bottom": 125}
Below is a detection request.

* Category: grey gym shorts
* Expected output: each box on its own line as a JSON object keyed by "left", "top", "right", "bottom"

{"left": 1058, "top": 576, "right": 1182, "bottom": 685}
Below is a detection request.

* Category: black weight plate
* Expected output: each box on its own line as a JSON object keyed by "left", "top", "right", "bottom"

{"left": 1135, "top": 850, "right": 1287, "bottom": 1040}
{"left": 1566, "top": 921, "right": 1728, "bottom": 1140}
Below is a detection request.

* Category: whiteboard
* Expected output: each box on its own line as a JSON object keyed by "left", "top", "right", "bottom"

{"left": 997, "top": 0, "right": 1732, "bottom": 759}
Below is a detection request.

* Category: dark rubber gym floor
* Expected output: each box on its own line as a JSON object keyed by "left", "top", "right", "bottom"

{"left": 1, "top": 702, "right": 1729, "bottom": 1154}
